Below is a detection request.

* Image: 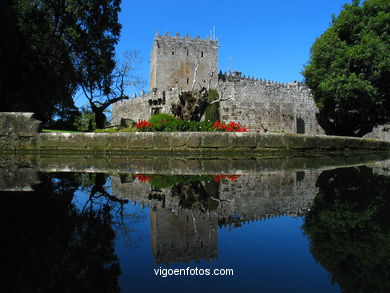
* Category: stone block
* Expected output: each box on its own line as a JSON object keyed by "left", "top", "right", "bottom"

{"left": 153, "top": 158, "right": 171, "bottom": 172}
{"left": 229, "top": 159, "right": 257, "bottom": 171}
{"left": 285, "top": 134, "right": 307, "bottom": 149}
{"left": 187, "top": 133, "right": 202, "bottom": 148}
{"left": 304, "top": 136, "right": 321, "bottom": 149}
{"left": 171, "top": 132, "right": 188, "bottom": 148}
{"left": 169, "top": 158, "right": 202, "bottom": 174}
{"left": 202, "top": 132, "right": 230, "bottom": 148}
{"left": 120, "top": 118, "right": 136, "bottom": 128}
{"left": 0, "top": 112, "right": 41, "bottom": 136}
{"left": 201, "top": 159, "right": 230, "bottom": 173}
{"left": 127, "top": 133, "right": 154, "bottom": 149}
{"left": 154, "top": 133, "right": 170, "bottom": 149}
{"left": 230, "top": 132, "right": 256, "bottom": 148}
{"left": 256, "top": 133, "right": 287, "bottom": 149}
{"left": 104, "top": 133, "right": 129, "bottom": 150}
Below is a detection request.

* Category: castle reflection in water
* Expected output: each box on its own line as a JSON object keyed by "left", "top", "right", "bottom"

{"left": 111, "top": 169, "right": 320, "bottom": 264}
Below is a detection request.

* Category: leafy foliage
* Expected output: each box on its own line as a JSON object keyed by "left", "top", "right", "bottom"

{"left": 136, "top": 114, "right": 215, "bottom": 132}
{"left": 0, "top": 0, "right": 121, "bottom": 126}
{"left": 302, "top": 166, "right": 390, "bottom": 293}
{"left": 303, "top": 0, "right": 390, "bottom": 136}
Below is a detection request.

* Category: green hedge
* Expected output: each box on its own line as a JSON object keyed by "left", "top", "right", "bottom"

{"left": 138, "top": 113, "right": 214, "bottom": 132}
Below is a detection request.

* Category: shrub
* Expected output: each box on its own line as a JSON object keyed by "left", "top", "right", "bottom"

{"left": 147, "top": 113, "right": 177, "bottom": 131}
{"left": 135, "top": 113, "right": 245, "bottom": 132}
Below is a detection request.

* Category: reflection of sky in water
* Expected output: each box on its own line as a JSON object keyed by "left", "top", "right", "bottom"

{"left": 116, "top": 211, "right": 339, "bottom": 293}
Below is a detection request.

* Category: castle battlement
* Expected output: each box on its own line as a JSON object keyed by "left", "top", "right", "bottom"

{"left": 218, "top": 70, "right": 309, "bottom": 90}
{"left": 155, "top": 32, "right": 218, "bottom": 43}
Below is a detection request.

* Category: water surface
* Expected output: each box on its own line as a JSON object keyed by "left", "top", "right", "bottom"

{"left": 1, "top": 155, "right": 389, "bottom": 293}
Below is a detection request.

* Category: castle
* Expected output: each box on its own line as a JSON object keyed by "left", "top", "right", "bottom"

{"left": 112, "top": 32, "right": 324, "bottom": 135}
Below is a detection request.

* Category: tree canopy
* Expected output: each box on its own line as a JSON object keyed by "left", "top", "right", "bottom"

{"left": 0, "top": 0, "right": 121, "bottom": 126}
{"left": 303, "top": 0, "right": 390, "bottom": 136}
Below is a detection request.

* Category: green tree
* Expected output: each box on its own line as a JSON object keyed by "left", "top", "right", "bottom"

{"left": 303, "top": 166, "right": 390, "bottom": 293}
{"left": 303, "top": 0, "right": 390, "bottom": 136}
{"left": 0, "top": 0, "right": 121, "bottom": 126}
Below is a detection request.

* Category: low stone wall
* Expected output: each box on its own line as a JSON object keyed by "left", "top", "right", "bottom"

{"left": 1, "top": 131, "right": 389, "bottom": 154}
{"left": 1, "top": 112, "right": 389, "bottom": 154}
{"left": 0, "top": 112, "right": 41, "bottom": 150}
{"left": 0, "top": 112, "right": 41, "bottom": 136}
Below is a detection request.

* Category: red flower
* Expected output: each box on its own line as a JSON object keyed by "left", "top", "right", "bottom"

{"left": 135, "top": 174, "right": 152, "bottom": 182}
{"left": 212, "top": 121, "right": 248, "bottom": 132}
{"left": 135, "top": 120, "right": 152, "bottom": 128}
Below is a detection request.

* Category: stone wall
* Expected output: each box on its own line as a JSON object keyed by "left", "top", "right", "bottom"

{"left": 216, "top": 77, "right": 324, "bottom": 135}
{"left": 0, "top": 112, "right": 41, "bottom": 150}
{"left": 150, "top": 32, "right": 218, "bottom": 91}
{"left": 111, "top": 89, "right": 179, "bottom": 126}
{"left": 2, "top": 130, "right": 390, "bottom": 154}
{"left": 364, "top": 125, "right": 390, "bottom": 141}
{"left": 111, "top": 79, "right": 324, "bottom": 136}
{"left": 0, "top": 112, "right": 41, "bottom": 136}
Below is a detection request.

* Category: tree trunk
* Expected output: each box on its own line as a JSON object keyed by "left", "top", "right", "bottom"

{"left": 95, "top": 111, "right": 106, "bottom": 129}
{"left": 171, "top": 87, "right": 210, "bottom": 121}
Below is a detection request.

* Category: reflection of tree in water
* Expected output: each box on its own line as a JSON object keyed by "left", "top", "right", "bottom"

{"left": 80, "top": 173, "right": 146, "bottom": 249}
{"left": 302, "top": 166, "right": 390, "bottom": 293}
{"left": 0, "top": 173, "right": 128, "bottom": 292}
{"left": 169, "top": 180, "right": 232, "bottom": 235}
{"left": 171, "top": 180, "right": 220, "bottom": 212}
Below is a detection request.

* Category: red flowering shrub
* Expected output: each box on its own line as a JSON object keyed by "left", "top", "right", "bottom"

{"left": 212, "top": 121, "right": 248, "bottom": 132}
{"left": 134, "top": 174, "right": 152, "bottom": 182}
{"left": 135, "top": 120, "right": 152, "bottom": 129}
{"left": 213, "top": 174, "right": 241, "bottom": 182}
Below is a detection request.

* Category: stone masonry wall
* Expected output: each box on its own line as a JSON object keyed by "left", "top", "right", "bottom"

{"left": 112, "top": 79, "right": 324, "bottom": 135}
{"left": 0, "top": 112, "right": 41, "bottom": 150}
{"left": 216, "top": 77, "right": 324, "bottom": 135}
{"left": 150, "top": 32, "right": 218, "bottom": 91}
{"left": 364, "top": 124, "right": 390, "bottom": 141}
{"left": 111, "top": 89, "right": 179, "bottom": 125}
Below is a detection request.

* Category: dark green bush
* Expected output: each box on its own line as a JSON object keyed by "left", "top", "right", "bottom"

{"left": 143, "top": 113, "right": 214, "bottom": 132}
{"left": 148, "top": 113, "right": 178, "bottom": 131}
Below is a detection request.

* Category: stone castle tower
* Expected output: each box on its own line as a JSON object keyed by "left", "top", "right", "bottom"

{"left": 150, "top": 32, "right": 218, "bottom": 91}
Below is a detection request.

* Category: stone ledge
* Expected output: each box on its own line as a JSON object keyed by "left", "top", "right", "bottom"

{"left": 1, "top": 130, "right": 390, "bottom": 154}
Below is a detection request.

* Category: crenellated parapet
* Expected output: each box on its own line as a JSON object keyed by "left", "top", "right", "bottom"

{"left": 155, "top": 31, "right": 218, "bottom": 44}
{"left": 218, "top": 70, "right": 309, "bottom": 90}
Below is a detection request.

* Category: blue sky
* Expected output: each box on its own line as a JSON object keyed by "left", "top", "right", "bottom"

{"left": 75, "top": 0, "right": 351, "bottom": 107}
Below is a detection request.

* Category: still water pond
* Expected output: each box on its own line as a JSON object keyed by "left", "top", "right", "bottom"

{"left": 1, "top": 156, "right": 389, "bottom": 292}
